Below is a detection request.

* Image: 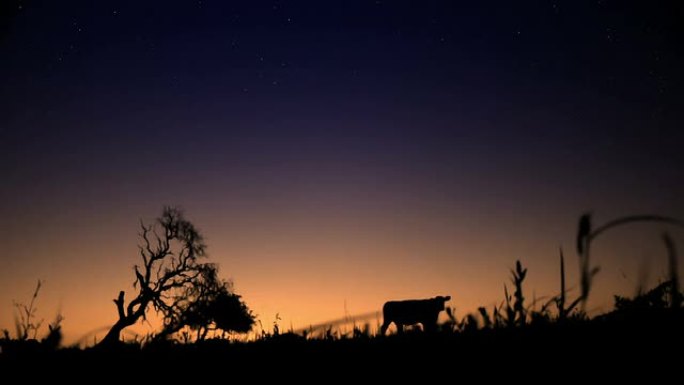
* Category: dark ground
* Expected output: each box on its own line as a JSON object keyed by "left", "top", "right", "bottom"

{"left": 1, "top": 309, "right": 681, "bottom": 381}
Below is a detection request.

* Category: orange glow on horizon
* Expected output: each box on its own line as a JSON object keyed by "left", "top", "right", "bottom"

{"left": 3, "top": 0, "right": 683, "bottom": 350}
{"left": 2, "top": 205, "right": 682, "bottom": 346}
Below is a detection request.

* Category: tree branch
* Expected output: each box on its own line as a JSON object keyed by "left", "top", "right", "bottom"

{"left": 114, "top": 291, "right": 125, "bottom": 321}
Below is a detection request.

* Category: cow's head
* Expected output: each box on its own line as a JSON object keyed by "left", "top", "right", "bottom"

{"left": 434, "top": 295, "right": 451, "bottom": 309}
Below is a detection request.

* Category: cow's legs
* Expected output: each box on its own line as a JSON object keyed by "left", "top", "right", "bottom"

{"left": 380, "top": 321, "right": 390, "bottom": 336}
{"left": 423, "top": 321, "right": 435, "bottom": 333}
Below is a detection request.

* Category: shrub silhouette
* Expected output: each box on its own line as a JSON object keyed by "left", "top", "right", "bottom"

{"left": 614, "top": 280, "right": 681, "bottom": 313}
{"left": 159, "top": 264, "right": 254, "bottom": 340}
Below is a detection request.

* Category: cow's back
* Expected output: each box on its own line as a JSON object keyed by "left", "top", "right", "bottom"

{"left": 383, "top": 299, "right": 433, "bottom": 324}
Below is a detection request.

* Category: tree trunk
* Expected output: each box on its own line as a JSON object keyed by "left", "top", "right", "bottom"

{"left": 97, "top": 291, "right": 139, "bottom": 347}
{"left": 100, "top": 318, "right": 131, "bottom": 346}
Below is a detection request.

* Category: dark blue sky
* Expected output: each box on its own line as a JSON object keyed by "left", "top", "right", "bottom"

{"left": 1, "top": 1, "right": 683, "bottom": 342}
{"left": 3, "top": 1, "right": 684, "bottom": 187}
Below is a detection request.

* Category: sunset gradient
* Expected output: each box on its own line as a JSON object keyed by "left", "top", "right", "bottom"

{"left": 2, "top": 1, "right": 683, "bottom": 345}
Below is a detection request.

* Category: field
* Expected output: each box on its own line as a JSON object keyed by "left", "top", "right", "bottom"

{"left": 2, "top": 276, "right": 682, "bottom": 380}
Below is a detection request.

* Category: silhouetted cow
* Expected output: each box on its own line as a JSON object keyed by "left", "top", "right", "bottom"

{"left": 380, "top": 296, "right": 451, "bottom": 335}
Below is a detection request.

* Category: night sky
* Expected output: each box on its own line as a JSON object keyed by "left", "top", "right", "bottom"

{"left": 2, "top": 1, "right": 683, "bottom": 344}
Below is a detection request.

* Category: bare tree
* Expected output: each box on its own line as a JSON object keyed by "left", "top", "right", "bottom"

{"left": 99, "top": 207, "right": 210, "bottom": 346}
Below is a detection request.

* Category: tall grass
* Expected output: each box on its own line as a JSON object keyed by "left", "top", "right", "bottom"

{"left": 12, "top": 280, "right": 44, "bottom": 341}
{"left": 575, "top": 213, "right": 684, "bottom": 310}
